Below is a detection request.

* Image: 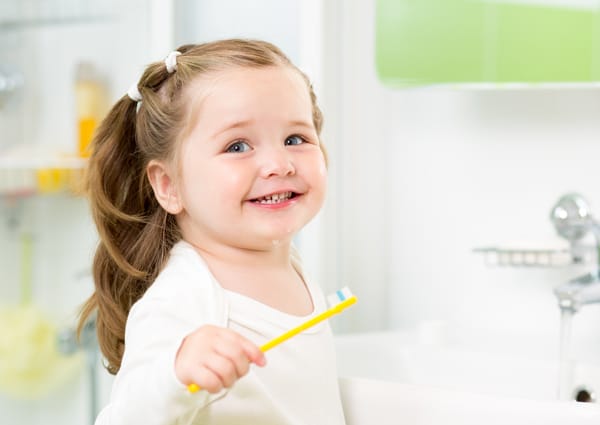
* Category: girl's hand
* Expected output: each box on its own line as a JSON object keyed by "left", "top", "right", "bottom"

{"left": 175, "top": 325, "right": 266, "bottom": 393}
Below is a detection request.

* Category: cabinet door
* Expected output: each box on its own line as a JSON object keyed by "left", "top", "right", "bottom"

{"left": 376, "top": 0, "right": 599, "bottom": 86}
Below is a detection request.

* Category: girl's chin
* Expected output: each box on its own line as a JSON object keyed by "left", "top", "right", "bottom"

{"left": 231, "top": 238, "right": 293, "bottom": 253}
{"left": 255, "top": 231, "right": 297, "bottom": 248}
{"left": 262, "top": 233, "right": 295, "bottom": 246}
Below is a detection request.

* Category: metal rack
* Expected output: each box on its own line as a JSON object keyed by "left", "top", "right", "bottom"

{"left": 474, "top": 194, "right": 600, "bottom": 268}
{"left": 472, "top": 246, "right": 585, "bottom": 268}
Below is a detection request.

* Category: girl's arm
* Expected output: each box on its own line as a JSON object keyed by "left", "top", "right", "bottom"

{"left": 95, "top": 299, "right": 214, "bottom": 425}
{"left": 94, "top": 295, "right": 262, "bottom": 425}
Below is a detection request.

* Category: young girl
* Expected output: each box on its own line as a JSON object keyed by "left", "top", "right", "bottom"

{"left": 78, "top": 39, "right": 346, "bottom": 424}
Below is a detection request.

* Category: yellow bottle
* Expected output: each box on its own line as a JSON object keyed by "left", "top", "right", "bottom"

{"left": 75, "top": 62, "right": 106, "bottom": 158}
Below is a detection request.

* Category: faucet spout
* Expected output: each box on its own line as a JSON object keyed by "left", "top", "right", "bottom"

{"left": 554, "top": 270, "right": 600, "bottom": 312}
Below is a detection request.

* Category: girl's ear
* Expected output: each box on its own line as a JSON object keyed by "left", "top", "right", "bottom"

{"left": 146, "top": 160, "right": 183, "bottom": 214}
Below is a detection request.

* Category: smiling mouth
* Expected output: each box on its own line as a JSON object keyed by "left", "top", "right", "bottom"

{"left": 251, "top": 191, "right": 298, "bottom": 204}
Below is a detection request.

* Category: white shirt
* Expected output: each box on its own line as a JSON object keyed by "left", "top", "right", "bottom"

{"left": 95, "top": 240, "right": 346, "bottom": 425}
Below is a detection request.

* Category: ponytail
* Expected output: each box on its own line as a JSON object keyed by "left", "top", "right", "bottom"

{"left": 78, "top": 93, "right": 180, "bottom": 374}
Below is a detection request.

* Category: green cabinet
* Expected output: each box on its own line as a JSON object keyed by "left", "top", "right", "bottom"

{"left": 376, "top": 0, "right": 600, "bottom": 86}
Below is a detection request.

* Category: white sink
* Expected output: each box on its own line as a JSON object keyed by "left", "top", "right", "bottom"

{"left": 339, "top": 377, "right": 600, "bottom": 425}
{"left": 335, "top": 326, "right": 600, "bottom": 424}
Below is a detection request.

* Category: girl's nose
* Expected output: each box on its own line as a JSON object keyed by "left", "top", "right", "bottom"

{"left": 259, "top": 146, "right": 295, "bottom": 178}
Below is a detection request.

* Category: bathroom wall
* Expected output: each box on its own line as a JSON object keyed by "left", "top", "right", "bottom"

{"left": 319, "top": 0, "right": 600, "bottom": 358}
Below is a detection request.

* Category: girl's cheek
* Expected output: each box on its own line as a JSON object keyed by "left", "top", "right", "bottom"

{"left": 318, "top": 160, "right": 327, "bottom": 177}
{"left": 313, "top": 152, "right": 327, "bottom": 178}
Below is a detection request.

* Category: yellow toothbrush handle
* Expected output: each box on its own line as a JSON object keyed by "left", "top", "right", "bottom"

{"left": 260, "top": 296, "right": 357, "bottom": 352}
{"left": 187, "top": 295, "right": 357, "bottom": 393}
{"left": 188, "top": 383, "right": 201, "bottom": 393}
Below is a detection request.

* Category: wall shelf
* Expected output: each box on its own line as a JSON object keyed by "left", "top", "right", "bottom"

{"left": 0, "top": 151, "right": 87, "bottom": 198}
{"left": 0, "top": 16, "right": 111, "bottom": 31}
{"left": 0, "top": 156, "right": 87, "bottom": 170}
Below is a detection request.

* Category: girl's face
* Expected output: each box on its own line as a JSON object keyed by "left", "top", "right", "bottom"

{"left": 173, "top": 66, "right": 327, "bottom": 251}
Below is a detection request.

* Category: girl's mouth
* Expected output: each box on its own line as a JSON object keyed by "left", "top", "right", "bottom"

{"left": 251, "top": 191, "right": 298, "bottom": 205}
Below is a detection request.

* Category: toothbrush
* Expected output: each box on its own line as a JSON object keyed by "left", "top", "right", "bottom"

{"left": 188, "top": 287, "right": 357, "bottom": 393}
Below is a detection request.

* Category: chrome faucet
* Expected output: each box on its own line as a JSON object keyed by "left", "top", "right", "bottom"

{"left": 551, "top": 193, "right": 600, "bottom": 312}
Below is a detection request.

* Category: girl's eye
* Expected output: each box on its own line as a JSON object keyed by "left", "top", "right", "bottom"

{"left": 285, "top": 135, "right": 305, "bottom": 146}
{"left": 226, "top": 141, "right": 251, "bottom": 153}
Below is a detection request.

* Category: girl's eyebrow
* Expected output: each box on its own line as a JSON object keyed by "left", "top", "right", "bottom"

{"left": 211, "top": 119, "right": 314, "bottom": 138}
{"left": 211, "top": 119, "right": 253, "bottom": 138}
{"left": 288, "top": 120, "right": 314, "bottom": 130}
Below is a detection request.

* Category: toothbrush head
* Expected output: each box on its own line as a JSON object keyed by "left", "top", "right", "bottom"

{"left": 326, "top": 287, "right": 357, "bottom": 312}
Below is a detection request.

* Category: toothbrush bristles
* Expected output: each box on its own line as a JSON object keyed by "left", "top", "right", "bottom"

{"left": 327, "top": 286, "right": 354, "bottom": 307}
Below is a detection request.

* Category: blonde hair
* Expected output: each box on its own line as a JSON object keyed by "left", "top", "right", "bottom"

{"left": 78, "top": 39, "right": 325, "bottom": 374}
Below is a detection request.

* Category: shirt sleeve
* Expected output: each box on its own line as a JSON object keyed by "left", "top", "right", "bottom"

{"left": 94, "top": 265, "right": 228, "bottom": 425}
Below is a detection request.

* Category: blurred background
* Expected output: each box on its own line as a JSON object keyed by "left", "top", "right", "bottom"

{"left": 3, "top": 0, "right": 600, "bottom": 423}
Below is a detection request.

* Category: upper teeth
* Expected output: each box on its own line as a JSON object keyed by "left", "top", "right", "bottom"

{"left": 255, "top": 192, "right": 293, "bottom": 204}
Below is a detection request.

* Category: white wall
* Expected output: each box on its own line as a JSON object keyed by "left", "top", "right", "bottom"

{"left": 385, "top": 88, "right": 600, "bottom": 333}
{"left": 317, "top": 0, "right": 392, "bottom": 332}
{"left": 174, "top": 0, "right": 301, "bottom": 63}
{"left": 320, "top": 0, "right": 600, "bottom": 360}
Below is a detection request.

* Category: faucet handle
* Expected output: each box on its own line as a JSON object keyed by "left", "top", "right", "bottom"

{"left": 550, "top": 193, "right": 594, "bottom": 242}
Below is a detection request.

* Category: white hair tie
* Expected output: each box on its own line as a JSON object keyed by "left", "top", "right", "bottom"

{"left": 165, "top": 51, "right": 181, "bottom": 73}
{"left": 127, "top": 83, "right": 142, "bottom": 102}
{"left": 126, "top": 82, "right": 142, "bottom": 113}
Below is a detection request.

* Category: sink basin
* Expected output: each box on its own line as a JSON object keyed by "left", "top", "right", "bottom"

{"left": 335, "top": 326, "right": 600, "bottom": 424}
{"left": 339, "top": 377, "right": 600, "bottom": 425}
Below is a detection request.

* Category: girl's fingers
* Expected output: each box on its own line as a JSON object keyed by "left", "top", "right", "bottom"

{"left": 218, "top": 330, "right": 266, "bottom": 367}
{"left": 192, "top": 365, "right": 225, "bottom": 393}
{"left": 238, "top": 336, "right": 266, "bottom": 366}
{"left": 203, "top": 352, "right": 240, "bottom": 388}
{"left": 213, "top": 335, "right": 265, "bottom": 380}
{"left": 175, "top": 325, "right": 266, "bottom": 393}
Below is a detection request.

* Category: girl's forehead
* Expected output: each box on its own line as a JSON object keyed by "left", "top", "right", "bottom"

{"left": 183, "top": 66, "right": 311, "bottom": 123}
{"left": 186, "top": 65, "right": 305, "bottom": 99}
